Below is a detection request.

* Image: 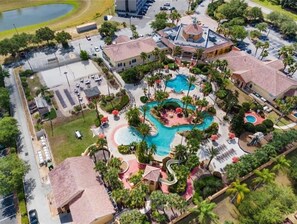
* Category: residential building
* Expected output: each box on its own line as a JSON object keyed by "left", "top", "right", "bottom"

{"left": 156, "top": 18, "right": 233, "bottom": 60}
{"left": 115, "top": 0, "right": 147, "bottom": 16}
{"left": 103, "top": 36, "right": 165, "bottom": 71}
{"left": 49, "top": 156, "right": 115, "bottom": 224}
{"left": 216, "top": 50, "right": 297, "bottom": 103}
{"left": 34, "top": 96, "right": 50, "bottom": 118}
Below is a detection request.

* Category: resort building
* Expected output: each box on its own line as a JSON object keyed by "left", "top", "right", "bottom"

{"left": 49, "top": 156, "right": 115, "bottom": 224}
{"left": 216, "top": 50, "right": 297, "bottom": 103}
{"left": 115, "top": 0, "right": 147, "bottom": 17}
{"left": 155, "top": 18, "right": 233, "bottom": 60}
{"left": 142, "top": 165, "right": 161, "bottom": 191}
{"left": 103, "top": 37, "right": 165, "bottom": 72}
{"left": 84, "top": 86, "right": 100, "bottom": 102}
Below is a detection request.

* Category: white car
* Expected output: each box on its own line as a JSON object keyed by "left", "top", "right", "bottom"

{"left": 91, "top": 74, "right": 95, "bottom": 79}
{"left": 78, "top": 97, "right": 83, "bottom": 102}
{"left": 85, "top": 80, "right": 90, "bottom": 84}
{"left": 76, "top": 83, "right": 80, "bottom": 88}
{"left": 94, "top": 47, "right": 100, "bottom": 52}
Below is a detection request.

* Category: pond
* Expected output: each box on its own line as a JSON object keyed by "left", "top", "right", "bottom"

{"left": 0, "top": 4, "right": 74, "bottom": 32}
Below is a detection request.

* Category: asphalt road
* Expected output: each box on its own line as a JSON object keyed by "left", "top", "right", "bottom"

{"left": 0, "top": 195, "right": 16, "bottom": 224}
{"left": 6, "top": 71, "right": 60, "bottom": 224}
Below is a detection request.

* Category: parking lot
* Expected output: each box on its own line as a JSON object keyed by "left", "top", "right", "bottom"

{"left": 0, "top": 195, "right": 16, "bottom": 224}
{"left": 111, "top": 0, "right": 189, "bottom": 35}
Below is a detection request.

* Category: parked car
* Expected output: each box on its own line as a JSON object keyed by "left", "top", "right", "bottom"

{"left": 86, "top": 35, "right": 91, "bottom": 41}
{"left": 94, "top": 47, "right": 100, "bottom": 52}
{"left": 29, "top": 209, "right": 39, "bottom": 224}
{"left": 160, "top": 6, "right": 167, "bottom": 10}
{"left": 164, "top": 2, "right": 170, "bottom": 6}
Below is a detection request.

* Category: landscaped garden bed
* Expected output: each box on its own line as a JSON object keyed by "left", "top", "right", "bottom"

{"left": 100, "top": 89, "right": 130, "bottom": 113}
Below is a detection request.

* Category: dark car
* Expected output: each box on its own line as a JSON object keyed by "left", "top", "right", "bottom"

{"left": 29, "top": 209, "right": 39, "bottom": 224}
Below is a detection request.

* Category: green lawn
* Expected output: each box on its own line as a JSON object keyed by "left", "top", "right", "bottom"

{"left": 45, "top": 110, "right": 98, "bottom": 164}
{"left": 251, "top": 0, "right": 297, "bottom": 21}
{"left": 267, "top": 111, "right": 292, "bottom": 126}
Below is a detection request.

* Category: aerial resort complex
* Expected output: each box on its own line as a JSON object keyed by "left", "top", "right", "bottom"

{"left": 0, "top": 0, "right": 297, "bottom": 224}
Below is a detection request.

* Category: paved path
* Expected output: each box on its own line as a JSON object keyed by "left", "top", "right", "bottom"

{"left": 6, "top": 71, "right": 60, "bottom": 224}
{"left": 274, "top": 122, "right": 297, "bottom": 130}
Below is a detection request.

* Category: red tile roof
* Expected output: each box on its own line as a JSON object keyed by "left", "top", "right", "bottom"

{"left": 216, "top": 50, "right": 297, "bottom": 97}
{"left": 114, "top": 35, "right": 130, "bottom": 44}
{"left": 264, "top": 59, "right": 284, "bottom": 70}
{"left": 103, "top": 37, "right": 157, "bottom": 62}
{"left": 142, "top": 165, "right": 161, "bottom": 182}
{"left": 49, "top": 157, "right": 115, "bottom": 224}
{"left": 183, "top": 23, "right": 203, "bottom": 36}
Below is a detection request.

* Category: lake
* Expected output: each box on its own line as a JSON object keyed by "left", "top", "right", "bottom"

{"left": 0, "top": 4, "right": 74, "bottom": 32}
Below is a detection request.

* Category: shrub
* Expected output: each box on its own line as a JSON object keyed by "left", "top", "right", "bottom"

{"left": 118, "top": 145, "right": 131, "bottom": 154}
{"left": 242, "top": 102, "right": 251, "bottom": 112}
{"left": 19, "top": 69, "right": 34, "bottom": 77}
{"left": 204, "top": 122, "right": 219, "bottom": 135}
{"left": 255, "top": 124, "right": 267, "bottom": 133}
{"left": 88, "top": 102, "right": 95, "bottom": 109}
{"left": 194, "top": 176, "right": 223, "bottom": 199}
{"left": 162, "top": 101, "right": 180, "bottom": 110}
{"left": 168, "top": 63, "right": 178, "bottom": 70}
{"left": 129, "top": 170, "right": 144, "bottom": 185}
{"left": 73, "top": 105, "right": 82, "bottom": 112}
{"left": 140, "top": 96, "right": 148, "bottom": 104}
{"left": 244, "top": 122, "right": 255, "bottom": 132}
{"left": 80, "top": 50, "right": 89, "bottom": 60}
{"left": 263, "top": 119, "right": 274, "bottom": 129}
{"left": 223, "top": 115, "right": 229, "bottom": 121}
{"left": 94, "top": 118, "right": 101, "bottom": 127}
{"left": 121, "top": 68, "right": 139, "bottom": 83}
{"left": 216, "top": 89, "right": 228, "bottom": 99}
{"left": 190, "top": 67, "right": 201, "bottom": 74}
{"left": 207, "top": 106, "right": 216, "bottom": 115}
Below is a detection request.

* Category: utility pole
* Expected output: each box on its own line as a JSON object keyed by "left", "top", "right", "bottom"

{"left": 13, "top": 24, "right": 19, "bottom": 35}
{"left": 77, "top": 95, "right": 85, "bottom": 122}
{"left": 64, "top": 71, "right": 71, "bottom": 89}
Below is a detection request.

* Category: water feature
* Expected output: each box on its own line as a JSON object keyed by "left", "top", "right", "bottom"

{"left": 166, "top": 74, "right": 195, "bottom": 93}
{"left": 245, "top": 115, "right": 256, "bottom": 123}
{"left": 114, "top": 98, "right": 213, "bottom": 156}
{"left": 0, "top": 4, "right": 73, "bottom": 32}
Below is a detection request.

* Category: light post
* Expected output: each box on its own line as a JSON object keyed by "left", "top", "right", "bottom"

{"left": 64, "top": 71, "right": 71, "bottom": 89}
{"left": 77, "top": 95, "right": 85, "bottom": 122}
{"left": 13, "top": 24, "right": 19, "bottom": 35}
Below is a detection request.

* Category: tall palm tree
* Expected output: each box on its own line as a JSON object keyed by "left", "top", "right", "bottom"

{"left": 141, "top": 105, "right": 149, "bottom": 122}
{"left": 174, "top": 144, "right": 187, "bottom": 161}
{"left": 187, "top": 75, "right": 196, "bottom": 96}
{"left": 283, "top": 54, "right": 294, "bottom": 70}
{"left": 163, "top": 75, "right": 171, "bottom": 92}
{"left": 169, "top": 10, "right": 181, "bottom": 24}
{"left": 272, "top": 155, "right": 291, "bottom": 173}
{"left": 181, "top": 95, "right": 193, "bottom": 117}
{"left": 152, "top": 47, "right": 160, "bottom": 61}
{"left": 206, "top": 147, "right": 219, "bottom": 170}
{"left": 258, "top": 41, "right": 269, "bottom": 59}
{"left": 96, "top": 137, "right": 108, "bottom": 161}
{"left": 255, "top": 41, "right": 263, "bottom": 56}
{"left": 138, "top": 123, "right": 151, "bottom": 141}
{"left": 226, "top": 179, "right": 250, "bottom": 205}
{"left": 140, "top": 52, "right": 148, "bottom": 64}
{"left": 149, "top": 144, "right": 157, "bottom": 157}
{"left": 155, "top": 90, "right": 168, "bottom": 109}
{"left": 125, "top": 107, "right": 141, "bottom": 126}
{"left": 253, "top": 168, "right": 276, "bottom": 189}
{"left": 190, "top": 199, "right": 219, "bottom": 224}
{"left": 173, "top": 46, "right": 182, "bottom": 57}
{"left": 194, "top": 48, "right": 204, "bottom": 62}
{"left": 89, "top": 145, "right": 100, "bottom": 163}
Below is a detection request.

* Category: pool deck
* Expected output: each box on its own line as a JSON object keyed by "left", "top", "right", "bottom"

{"left": 244, "top": 111, "right": 265, "bottom": 125}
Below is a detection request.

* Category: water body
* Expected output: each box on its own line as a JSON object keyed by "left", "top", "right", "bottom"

{"left": 0, "top": 4, "right": 73, "bottom": 32}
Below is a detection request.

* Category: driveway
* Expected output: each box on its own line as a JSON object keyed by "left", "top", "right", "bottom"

{"left": 0, "top": 195, "right": 16, "bottom": 224}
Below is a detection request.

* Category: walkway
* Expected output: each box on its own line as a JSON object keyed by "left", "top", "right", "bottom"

{"left": 274, "top": 122, "right": 297, "bottom": 130}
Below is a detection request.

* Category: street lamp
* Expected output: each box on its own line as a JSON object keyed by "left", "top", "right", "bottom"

{"left": 64, "top": 72, "right": 71, "bottom": 89}
{"left": 77, "top": 94, "right": 85, "bottom": 122}
{"left": 13, "top": 24, "right": 19, "bottom": 35}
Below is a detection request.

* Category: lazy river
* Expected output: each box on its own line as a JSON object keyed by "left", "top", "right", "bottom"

{"left": 114, "top": 98, "right": 214, "bottom": 156}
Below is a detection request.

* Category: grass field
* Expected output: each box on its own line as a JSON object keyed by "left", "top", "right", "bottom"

{"left": 44, "top": 110, "right": 98, "bottom": 164}
{"left": 0, "top": 0, "right": 113, "bottom": 39}
{"left": 267, "top": 111, "right": 292, "bottom": 126}
{"left": 251, "top": 0, "right": 297, "bottom": 21}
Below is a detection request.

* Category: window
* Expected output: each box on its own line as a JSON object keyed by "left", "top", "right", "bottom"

{"left": 148, "top": 55, "right": 151, "bottom": 59}
{"left": 117, "top": 63, "right": 122, "bottom": 67}
{"left": 129, "top": 61, "right": 131, "bottom": 65}
{"left": 132, "top": 59, "right": 137, "bottom": 63}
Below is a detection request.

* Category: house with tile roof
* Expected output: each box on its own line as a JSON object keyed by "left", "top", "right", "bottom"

{"left": 156, "top": 19, "right": 233, "bottom": 60}
{"left": 142, "top": 165, "right": 161, "bottom": 191}
{"left": 102, "top": 36, "right": 165, "bottom": 72}
{"left": 49, "top": 156, "right": 115, "bottom": 224}
{"left": 216, "top": 50, "right": 297, "bottom": 103}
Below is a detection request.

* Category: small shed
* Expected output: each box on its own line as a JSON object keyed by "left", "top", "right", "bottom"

{"left": 34, "top": 96, "right": 50, "bottom": 118}
{"left": 83, "top": 86, "right": 100, "bottom": 101}
{"left": 76, "top": 22, "right": 97, "bottom": 33}
{"left": 36, "top": 129, "right": 46, "bottom": 140}
{"left": 142, "top": 165, "right": 161, "bottom": 191}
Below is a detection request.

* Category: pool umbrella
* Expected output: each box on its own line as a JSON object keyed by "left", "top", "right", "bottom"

{"left": 98, "top": 133, "right": 105, "bottom": 139}
{"left": 101, "top": 116, "right": 109, "bottom": 123}
{"left": 176, "top": 107, "right": 183, "bottom": 114}
{"left": 155, "top": 79, "right": 161, "bottom": 84}
{"left": 232, "top": 156, "right": 239, "bottom": 163}
{"left": 112, "top": 110, "right": 119, "bottom": 116}
{"left": 228, "top": 132, "right": 235, "bottom": 139}
{"left": 210, "top": 134, "right": 218, "bottom": 141}
{"left": 201, "top": 84, "right": 205, "bottom": 89}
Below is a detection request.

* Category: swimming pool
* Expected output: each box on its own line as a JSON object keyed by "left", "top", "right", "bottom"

{"left": 114, "top": 98, "right": 213, "bottom": 156}
{"left": 245, "top": 115, "right": 257, "bottom": 123}
{"left": 293, "top": 112, "right": 297, "bottom": 118}
{"left": 166, "top": 74, "right": 195, "bottom": 93}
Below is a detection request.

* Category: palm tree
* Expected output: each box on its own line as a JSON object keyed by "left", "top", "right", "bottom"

{"left": 253, "top": 168, "right": 276, "bottom": 189}
{"left": 152, "top": 47, "right": 160, "bottom": 61}
{"left": 187, "top": 0, "right": 193, "bottom": 11}
{"left": 283, "top": 54, "right": 294, "bottom": 70}
{"left": 272, "top": 155, "right": 291, "bottom": 173}
{"left": 163, "top": 75, "right": 171, "bottom": 92}
{"left": 125, "top": 107, "right": 141, "bottom": 127}
{"left": 206, "top": 147, "right": 219, "bottom": 170}
{"left": 173, "top": 46, "right": 182, "bottom": 57}
{"left": 148, "top": 144, "right": 157, "bottom": 157}
{"left": 169, "top": 10, "right": 181, "bottom": 24}
{"left": 194, "top": 48, "right": 204, "bottom": 62}
{"left": 141, "top": 105, "right": 149, "bottom": 122}
{"left": 258, "top": 41, "right": 269, "bottom": 59}
{"left": 187, "top": 75, "right": 196, "bottom": 96}
{"left": 89, "top": 145, "right": 100, "bottom": 163}
{"left": 181, "top": 95, "right": 193, "bottom": 117}
{"left": 155, "top": 90, "right": 168, "bottom": 109}
{"left": 96, "top": 137, "right": 108, "bottom": 161}
{"left": 174, "top": 144, "right": 187, "bottom": 161}
{"left": 190, "top": 199, "right": 219, "bottom": 224}
{"left": 226, "top": 179, "right": 250, "bottom": 205}
{"left": 255, "top": 41, "right": 263, "bottom": 56}
{"left": 138, "top": 123, "right": 151, "bottom": 141}
{"left": 146, "top": 76, "right": 155, "bottom": 96}
{"left": 140, "top": 52, "right": 148, "bottom": 64}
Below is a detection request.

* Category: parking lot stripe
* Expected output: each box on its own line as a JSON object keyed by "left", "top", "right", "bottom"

{"left": 0, "top": 204, "right": 15, "bottom": 210}
{"left": 0, "top": 214, "right": 16, "bottom": 223}
{"left": 0, "top": 194, "right": 13, "bottom": 202}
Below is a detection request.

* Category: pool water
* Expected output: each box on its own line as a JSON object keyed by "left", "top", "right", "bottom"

{"left": 293, "top": 113, "right": 297, "bottom": 118}
{"left": 114, "top": 98, "right": 213, "bottom": 156}
{"left": 245, "top": 115, "right": 256, "bottom": 123}
{"left": 166, "top": 74, "right": 195, "bottom": 93}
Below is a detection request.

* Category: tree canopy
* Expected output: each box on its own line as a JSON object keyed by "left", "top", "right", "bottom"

{"left": 35, "top": 27, "right": 55, "bottom": 44}
{"left": 0, "top": 117, "right": 19, "bottom": 147}
{"left": 0, "top": 154, "right": 30, "bottom": 195}
{"left": 55, "top": 31, "right": 72, "bottom": 48}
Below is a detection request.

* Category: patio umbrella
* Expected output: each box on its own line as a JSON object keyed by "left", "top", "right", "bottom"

{"left": 232, "top": 156, "right": 239, "bottom": 163}
{"left": 229, "top": 132, "right": 235, "bottom": 139}
{"left": 176, "top": 107, "right": 183, "bottom": 114}
{"left": 155, "top": 79, "right": 161, "bottom": 84}
{"left": 112, "top": 110, "right": 119, "bottom": 116}
{"left": 210, "top": 134, "right": 218, "bottom": 141}
{"left": 101, "top": 116, "right": 109, "bottom": 123}
{"left": 98, "top": 133, "right": 105, "bottom": 139}
{"left": 201, "top": 84, "right": 205, "bottom": 89}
